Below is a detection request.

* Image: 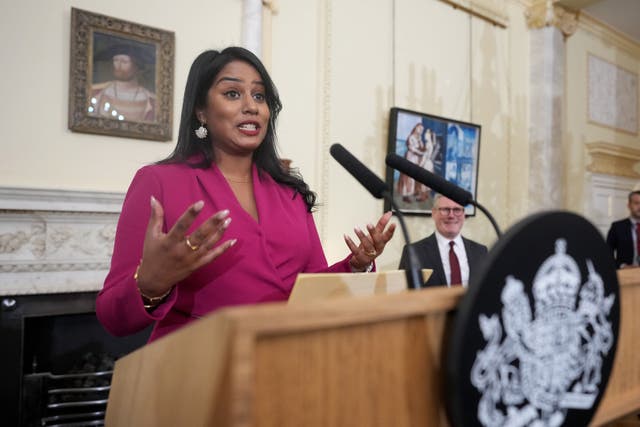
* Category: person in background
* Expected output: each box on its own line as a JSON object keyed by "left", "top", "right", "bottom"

{"left": 89, "top": 43, "right": 156, "bottom": 122}
{"left": 97, "top": 47, "right": 395, "bottom": 342}
{"left": 606, "top": 189, "right": 640, "bottom": 269}
{"left": 398, "top": 194, "right": 487, "bottom": 287}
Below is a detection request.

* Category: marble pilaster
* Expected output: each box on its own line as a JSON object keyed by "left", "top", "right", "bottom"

{"left": 242, "top": 0, "right": 263, "bottom": 58}
{"left": 526, "top": 1, "right": 577, "bottom": 211}
{"left": 529, "top": 25, "right": 565, "bottom": 210}
{"left": 241, "top": 0, "right": 278, "bottom": 67}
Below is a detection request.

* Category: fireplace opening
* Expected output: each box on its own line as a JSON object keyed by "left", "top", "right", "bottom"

{"left": 0, "top": 292, "right": 151, "bottom": 426}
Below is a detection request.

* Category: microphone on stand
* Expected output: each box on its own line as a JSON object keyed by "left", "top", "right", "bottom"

{"left": 385, "top": 153, "right": 502, "bottom": 237}
{"left": 329, "top": 143, "right": 423, "bottom": 290}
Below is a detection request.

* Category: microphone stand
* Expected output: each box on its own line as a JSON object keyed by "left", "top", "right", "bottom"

{"left": 384, "top": 192, "right": 423, "bottom": 290}
{"left": 471, "top": 201, "right": 502, "bottom": 237}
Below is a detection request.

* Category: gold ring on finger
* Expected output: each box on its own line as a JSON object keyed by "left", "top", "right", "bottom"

{"left": 185, "top": 237, "right": 199, "bottom": 251}
{"left": 365, "top": 249, "right": 377, "bottom": 258}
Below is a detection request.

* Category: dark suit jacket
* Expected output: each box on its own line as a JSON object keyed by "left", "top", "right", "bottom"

{"left": 398, "top": 233, "right": 488, "bottom": 287}
{"left": 606, "top": 218, "right": 634, "bottom": 268}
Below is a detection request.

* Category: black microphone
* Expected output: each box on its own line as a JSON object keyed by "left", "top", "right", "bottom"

{"left": 330, "top": 143, "right": 423, "bottom": 290}
{"left": 330, "top": 143, "right": 388, "bottom": 199}
{"left": 385, "top": 153, "right": 502, "bottom": 237}
{"left": 385, "top": 153, "right": 472, "bottom": 206}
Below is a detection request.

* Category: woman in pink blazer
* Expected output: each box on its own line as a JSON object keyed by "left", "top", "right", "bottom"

{"left": 96, "top": 47, "right": 395, "bottom": 342}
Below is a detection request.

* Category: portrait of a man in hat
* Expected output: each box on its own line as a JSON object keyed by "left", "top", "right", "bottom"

{"left": 88, "top": 32, "right": 157, "bottom": 122}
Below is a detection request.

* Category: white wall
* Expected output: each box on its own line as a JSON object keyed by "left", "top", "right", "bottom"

{"left": 271, "top": 0, "right": 532, "bottom": 268}
{"left": 0, "top": 0, "right": 553, "bottom": 270}
{"left": 0, "top": 0, "right": 242, "bottom": 192}
{"left": 565, "top": 17, "right": 640, "bottom": 214}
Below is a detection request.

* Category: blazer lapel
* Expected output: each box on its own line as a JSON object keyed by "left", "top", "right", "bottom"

{"left": 463, "top": 238, "right": 474, "bottom": 277}
{"left": 424, "top": 234, "right": 447, "bottom": 286}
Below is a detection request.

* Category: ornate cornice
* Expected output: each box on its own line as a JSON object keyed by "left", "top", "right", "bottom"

{"left": 526, "top": 0, "right": 578, "bottom": 36}
{"left": 586, "top": 142, "right": 640, "bottom": 178}
{"left": 578, "top": 11, "right": 640, "bottom": 58}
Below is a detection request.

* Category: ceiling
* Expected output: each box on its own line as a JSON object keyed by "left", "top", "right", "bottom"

{"left": 558, "top": 0, "right": 640, "bottom": 42}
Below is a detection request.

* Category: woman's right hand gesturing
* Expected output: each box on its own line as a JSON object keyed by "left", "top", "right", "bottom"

{"left": 134, "top": 196, "right": 236, "bottom": 298}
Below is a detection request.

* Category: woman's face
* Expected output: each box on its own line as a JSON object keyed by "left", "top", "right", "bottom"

{"left": 198, "top": 60, "right": 270, "bottom": 156}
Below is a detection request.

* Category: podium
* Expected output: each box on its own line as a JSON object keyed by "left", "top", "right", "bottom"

{"left": 106, "top": 270, "right": 640, "bottom": 426}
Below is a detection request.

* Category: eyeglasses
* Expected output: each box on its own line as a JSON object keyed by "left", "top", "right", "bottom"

{"left": 436, "top": 207, "right": 465, "bottom": 216}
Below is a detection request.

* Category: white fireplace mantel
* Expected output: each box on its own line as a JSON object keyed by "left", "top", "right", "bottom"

{"left": 0, "top": 187, "right": 124, "bottom": 296}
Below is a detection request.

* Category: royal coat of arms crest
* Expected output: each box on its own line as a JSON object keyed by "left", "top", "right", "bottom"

{"left": 470, "top": 239, "right": 616, "bottom": 426}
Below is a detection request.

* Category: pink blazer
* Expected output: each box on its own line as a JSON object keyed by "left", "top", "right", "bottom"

{"left": 96, "top": 161, "right": 353, "bottom": 342}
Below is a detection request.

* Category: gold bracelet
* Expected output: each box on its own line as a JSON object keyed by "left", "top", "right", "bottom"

{"left": 133, "top": 263, "right": 173, "bottom": 308}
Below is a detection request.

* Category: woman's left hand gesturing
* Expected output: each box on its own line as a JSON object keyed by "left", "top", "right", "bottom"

{"left": 344, "top": 211, "right": 396, "bottom": 272}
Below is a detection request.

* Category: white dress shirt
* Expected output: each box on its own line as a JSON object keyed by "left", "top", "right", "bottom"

{"left": 435, "top": 231, "right": 470, "bottom": 287}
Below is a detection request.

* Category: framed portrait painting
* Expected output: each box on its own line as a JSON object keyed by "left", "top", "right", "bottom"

{"left": 385, "top": 107, "right": 481, "bottom": 216}
{"left": 68, "top": 8, "right": 175, "bottom": 141}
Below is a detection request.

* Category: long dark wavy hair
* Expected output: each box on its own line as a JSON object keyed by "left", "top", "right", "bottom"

{"left": 159, "top": 47, "right": 317, "bottom": 211}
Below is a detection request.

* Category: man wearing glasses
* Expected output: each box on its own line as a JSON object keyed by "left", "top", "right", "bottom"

{"left": 398, "top": 194, "right": 487, "bottom": 287}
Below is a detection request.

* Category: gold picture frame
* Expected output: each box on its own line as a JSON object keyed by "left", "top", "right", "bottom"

{"left": 68, "top": 8, "right": 174, "bottom": 141}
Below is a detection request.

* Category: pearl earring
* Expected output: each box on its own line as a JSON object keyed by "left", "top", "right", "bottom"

{"left": 195, "top": 122, "right": 208, "bottom": 139}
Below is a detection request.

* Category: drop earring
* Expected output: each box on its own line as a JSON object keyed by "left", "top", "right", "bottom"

{"left": 195, "top": 122, "right": 208, "bottom": 139}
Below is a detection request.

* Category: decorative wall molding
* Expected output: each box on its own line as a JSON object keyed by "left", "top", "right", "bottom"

{"left": 587, "top": 54, "right": 639, "bottom": 135}
{"left": 0, "top": 187, "right": 124, "bottom": 212}
{"left": 317, "top": 0, "right": 332, "bottom": 242}
{"left": 526, "top": 0, "right": 577, "bottom": 37}
{"left": 586, "top": 142, "right": 640, "bottom": 179}
{"left": 440, "top": 0, "right": 509, "bottom": 28}
{"left": 261, "top": 0, "right": 276, "bottom": 69}
{"left": 1, "top": 262, "right": 110, "bottom": 274}
{"left": 578, "top": 11, "right": 640, "bottom": 58}
{"left": 0, "top": 187, "right": 124, "bottom": 296}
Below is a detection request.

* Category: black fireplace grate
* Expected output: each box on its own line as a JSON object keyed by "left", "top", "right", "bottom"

{"left": 23, "top": 369, "right": 113, "bottom": 426}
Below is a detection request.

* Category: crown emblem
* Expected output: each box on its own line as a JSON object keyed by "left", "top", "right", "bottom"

{"left": 532, "top": 239, "right": 580, "bottom": 314}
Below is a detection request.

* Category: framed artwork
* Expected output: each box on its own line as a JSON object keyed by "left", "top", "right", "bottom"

{"left": 68, "top": 8, "right": 175, "bottom": 141}
{"left": 385, "top": 107, "right": 481, "bottom": 216}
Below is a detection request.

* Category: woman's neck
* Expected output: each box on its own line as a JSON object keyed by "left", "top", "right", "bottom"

{"left": 215, "top": 151, "right": 253, "bottom": 183}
